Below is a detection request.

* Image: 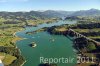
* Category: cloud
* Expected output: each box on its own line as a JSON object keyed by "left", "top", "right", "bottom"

{"left": 0, "top": 0, "right": 29, "bottom": 3}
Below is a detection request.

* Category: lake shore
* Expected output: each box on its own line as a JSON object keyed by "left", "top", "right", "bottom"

{"left": 15, "top": 20, "right": 77, "bottom": 66}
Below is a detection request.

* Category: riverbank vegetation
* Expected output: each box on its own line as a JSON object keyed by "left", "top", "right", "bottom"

{"left": 26, "top": 27, "right": 47, "bottom": 34}
{"left": 46, "top": 18, "right": 100, "bottom": 66}
{"left": 0, "top": 14, "right": 60, "bottom": 66}
{"left": 25, "top": 17, "right": 100, "bottom": 66}
{"left": 0, "top": 23, "right": 25, "bottom": 66}
{"left": 0, "top": 9, "right": 100, "bottom": 66}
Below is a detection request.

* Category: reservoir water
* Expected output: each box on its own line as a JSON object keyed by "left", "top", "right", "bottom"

{"left": 16, "top": 20, "right": 77, "bottom": 66}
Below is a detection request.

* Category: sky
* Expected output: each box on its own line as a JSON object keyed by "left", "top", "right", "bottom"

{"left": 0, "top": 0, "right": 100, "bottom": 12}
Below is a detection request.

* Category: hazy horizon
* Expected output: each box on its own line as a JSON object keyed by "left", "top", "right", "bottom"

{"left": 0, "top": 8, "right": 99, "bottom": 12}
{"left": 0, "top": 0, "right": 99, "bottom": 12}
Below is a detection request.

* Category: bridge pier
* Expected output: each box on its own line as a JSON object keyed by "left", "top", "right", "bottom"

{"left": 67, "top": 29, "right": 100, "bottom": 46}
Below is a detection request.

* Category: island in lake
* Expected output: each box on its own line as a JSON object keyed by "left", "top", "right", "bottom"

{"left": 29, "top": 42, "right": 37, "bottom": 48}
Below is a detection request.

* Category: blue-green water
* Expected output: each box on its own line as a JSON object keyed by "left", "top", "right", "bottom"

{"left": 16, "top": 20, "right": 77, "bottom": 66}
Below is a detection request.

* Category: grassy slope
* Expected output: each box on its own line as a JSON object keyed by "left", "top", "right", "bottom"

{"left": 0, "top": 52, "right": 17, "bottom": 65}
{"left": 0, "top": 17, "right": 58, "bottom": 65}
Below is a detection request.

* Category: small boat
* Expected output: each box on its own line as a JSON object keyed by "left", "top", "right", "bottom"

{"left": 73, "top": 49, "right": 77, "bottom": 52}
{"left": 50, "top": 38, "right": 55, "bottom": 42}
{"left": 52, "top": 39, "right": 55, "bottom": 42}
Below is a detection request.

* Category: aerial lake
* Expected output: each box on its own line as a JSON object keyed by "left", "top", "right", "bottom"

{"left": 16, "top": 20, "right": 77, "bottom": 66}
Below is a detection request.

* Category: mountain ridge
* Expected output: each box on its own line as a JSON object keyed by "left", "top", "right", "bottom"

{"left": 0, "top": 8, "right": 100, "bottom": 19}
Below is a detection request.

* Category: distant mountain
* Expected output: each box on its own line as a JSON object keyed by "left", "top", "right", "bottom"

{"left": 42, "top": 10, "right": 74, "bottom": 17}
{"left": 27, "top": 10, "right": 74, "bottom": 18}
{"left": 0, "top": 10, "right": 74, "bottom": 19}
{"left": 0, "top": 9, "right": 100, "bottom": 19}
{"left": 69, "top": 9, "right": 100, "bottom": 17}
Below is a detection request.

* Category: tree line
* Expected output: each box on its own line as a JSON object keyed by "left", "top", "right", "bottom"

{"left": 0, "top": 46, "right": 25, "bottom": 66}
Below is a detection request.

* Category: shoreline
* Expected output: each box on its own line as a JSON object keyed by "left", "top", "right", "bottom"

{"left": 14, "top": 29, "right": 26, "bottom": 66}
{"left": 14, "top": 20, "right": 77, "bottom": 66}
